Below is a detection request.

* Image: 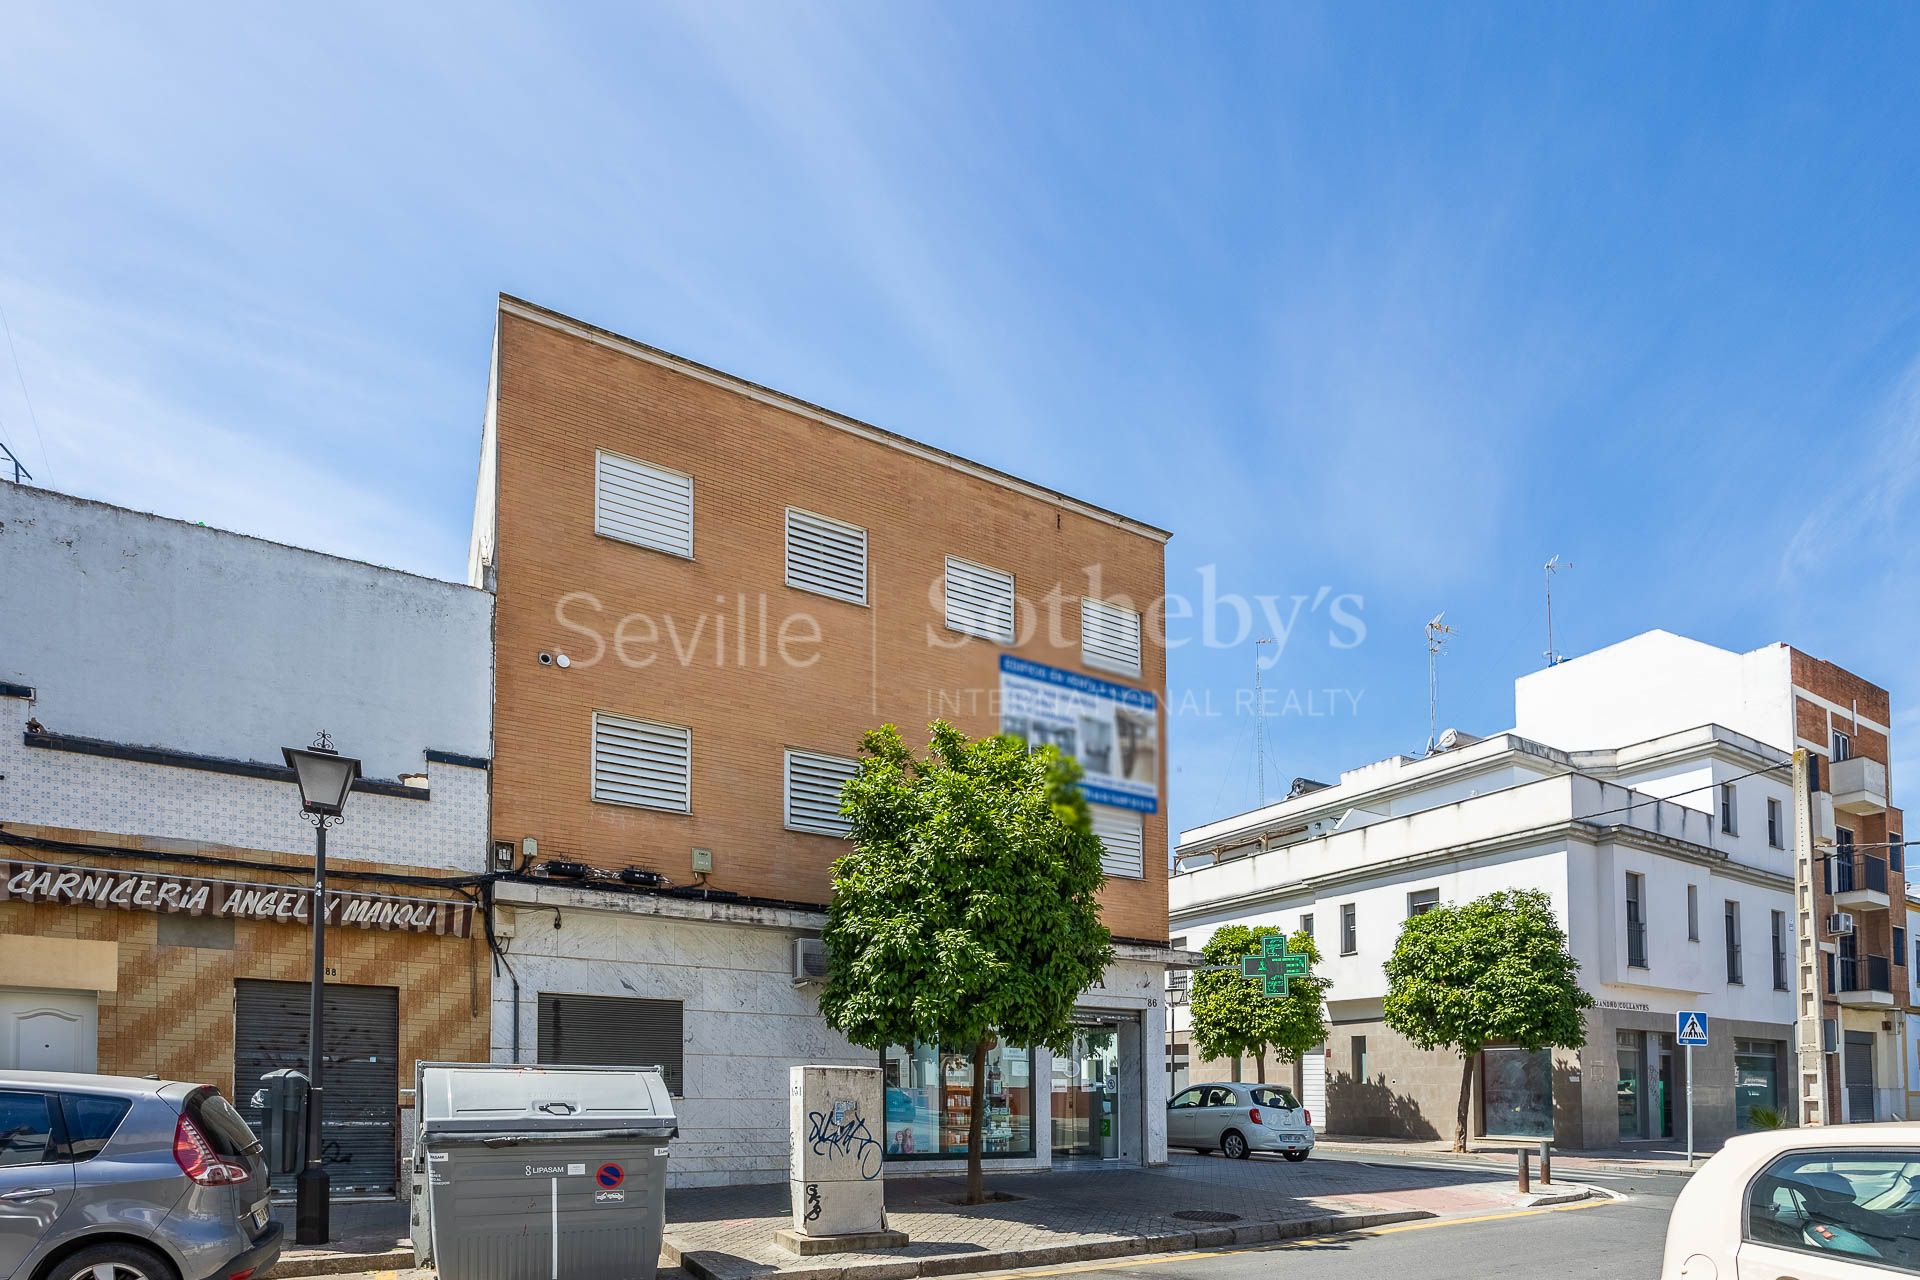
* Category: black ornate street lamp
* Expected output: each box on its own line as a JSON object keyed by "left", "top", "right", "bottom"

{"left": 282, "top": 731, "right": 360, "bottom": 1246}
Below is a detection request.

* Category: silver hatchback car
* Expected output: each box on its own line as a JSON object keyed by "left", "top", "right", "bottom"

{"left": 1168, "top": 1081, "right": 1315, "bottom": 1161}
{"left": 1, "top": 1072, "right": 281, "bottom": 1280}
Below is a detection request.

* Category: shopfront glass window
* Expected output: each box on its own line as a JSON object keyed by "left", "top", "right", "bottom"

{"left": 1481, "top": 1047, "right": 1553, "bottom": 1139}
{"left": 1735, "top": 1039, "right": 1783, "bottom": 1130}
{"left": 1052, "top": 1026, "right": 1121, "bottom": 1159}
{"left": 882, "top": 1038, "right": 1034, "bottom": 1159}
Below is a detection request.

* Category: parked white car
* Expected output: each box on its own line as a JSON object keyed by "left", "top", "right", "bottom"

{"left": 1167, "top": 1081, "right": 1314, "bottom": 1161}
{"left": 1661, "top": 1123, "right": 1920, "bottom": 1279}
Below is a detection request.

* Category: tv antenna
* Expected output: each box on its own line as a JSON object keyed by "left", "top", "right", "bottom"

{"left": 1425, "top": 612, "right": 1458, "bottom": 755}
{"left": 1544, "top": 556, "right": 1573, "bottom": 666}
{"left": 1253, "top": 637, "right": 1275, "bottom": 806}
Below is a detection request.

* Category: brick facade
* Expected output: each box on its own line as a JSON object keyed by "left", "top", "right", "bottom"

{"left": 484, "top": 300, "right": 1171, "bottom": 942}
{"left": 1792, "top": 646, "right": 1908, "bottom": 1122}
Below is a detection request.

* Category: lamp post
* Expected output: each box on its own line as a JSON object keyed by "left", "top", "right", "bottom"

{"left": 282, "top": 731, "right": 360, "bottom": 1247}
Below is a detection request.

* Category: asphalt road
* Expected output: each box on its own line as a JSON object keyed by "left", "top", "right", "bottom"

{"left": 990, "top": 1151, "right": 1690, "bottom": 1280}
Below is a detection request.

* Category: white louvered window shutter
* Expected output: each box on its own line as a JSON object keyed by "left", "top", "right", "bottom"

{"left": 784, "top": 749, "right": 860, "bottom": 837}
{"left": 595, "top": 451, "right": 694, "bottom": 558}
{"left": 943, "top": 556, "right": 1016, "bottom": 643}
{"left": 592, "top": 711, "right": 692, "bottom": 812}
{"left": 1091, "top": 806, "right": 1146, "bottom": 880}
{"left": 785, "top": 508, "right": 868, "bottom": 605}
{"left": 1081, "top": 597, "right": 1142, "bottom": 676}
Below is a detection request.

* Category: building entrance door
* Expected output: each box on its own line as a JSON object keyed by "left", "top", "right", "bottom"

{"left": 1616, "top": 1029, "right": 1675, "bottom": 1141}
{"left": 1051, "top": 1024, "right": 1121, "bottom": 1160}
{"left": 1651, "top": 1032, "right": 1675, "bottom": 1139}
{"left": 234, "top": 979, "right": 399, "bottom": 1196}
{"left": 0, "top": 988, "right": 97, "bottom": 1072}
{"left": 1616, "top": 1030, "right": 1644, "bottom": 1141}
{"left": 1844, "top": 1030, "right": 1876, "bottom": 1122}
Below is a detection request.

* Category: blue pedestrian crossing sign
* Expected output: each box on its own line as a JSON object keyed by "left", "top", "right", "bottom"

{"left": 1676, "top": 1011, "right": 1709, "bottom": 1046}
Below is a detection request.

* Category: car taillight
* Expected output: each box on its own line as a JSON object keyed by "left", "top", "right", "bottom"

{"left": 1249, "top": 1107, "right": 1262, "bottom": 1125}
{"left": 174, "top": 1113, "right": 249, "bottom": 1186}
{"left": 1303, "top": 1109, "right": 1312, "bottom": 1127}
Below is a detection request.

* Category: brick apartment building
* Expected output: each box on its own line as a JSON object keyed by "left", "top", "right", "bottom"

{"left": 469, "top": 295, "right": 1174, "bottom": 1185}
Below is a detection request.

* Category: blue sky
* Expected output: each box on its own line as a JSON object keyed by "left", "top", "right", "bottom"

{"left": 3, "top": 4, "right": 1918, "bottom": 843}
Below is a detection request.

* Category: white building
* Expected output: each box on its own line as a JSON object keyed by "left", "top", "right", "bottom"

{"left": 0, "top": 482, "right": 493, "bottom": 1196}
{"left": 1171, "top": 631, "right": 1906, "bottom": 1147}
{"left": 1171, "top": 722, "right": 1797, "bottom": 1147}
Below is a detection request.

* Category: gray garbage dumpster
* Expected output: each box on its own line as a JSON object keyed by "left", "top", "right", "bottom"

{"left": 416, "top": 1062, "right": 677, "bottom": 1280}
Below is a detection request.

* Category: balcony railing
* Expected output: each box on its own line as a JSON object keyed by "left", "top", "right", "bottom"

{"left": 1834, "top": 954, "right": 1893, "bottom": 995}
{"left": 1626, "top": 920, "right": 1648, "bottom": 969}
{"left": 1832, "top": 854, "right": 1889, "bottom": 896}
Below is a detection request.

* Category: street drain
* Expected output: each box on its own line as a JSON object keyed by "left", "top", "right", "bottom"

{"left": 1172, "top": 1210, "right": 1242, "bottom": 1223}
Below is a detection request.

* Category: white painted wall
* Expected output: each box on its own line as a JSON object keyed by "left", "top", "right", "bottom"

{"left": 492, "top": 883, "right": 1168, "bottom": 1187}
{"left": 1169, "top": 732, "right": 1800, "bottom": 1103}
{"left": 1515, "top": 630, "right": 1795, "bottom": 756}
{"left": 0, "top": 484, "right": 491, "bottom": 781}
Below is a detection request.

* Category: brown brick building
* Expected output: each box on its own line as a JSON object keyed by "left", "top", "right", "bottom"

{"left": 471, "top": 295, "right": 1176, "bottom": 1183}
{"left": 1788, "top": 648, "right": 1908, "bottom": 1124}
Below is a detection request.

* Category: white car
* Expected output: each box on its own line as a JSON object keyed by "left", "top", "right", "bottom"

{"left": 1661, "top": 1123, "right": 1920, "bottom": 1279}
{"left": 1167, "top": 1081, "right": 1314, "bottom": 1161}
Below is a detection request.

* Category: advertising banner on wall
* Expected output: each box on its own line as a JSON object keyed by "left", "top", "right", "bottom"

{"left": 999, "top": 654, "right": 1158, "bottom": 814}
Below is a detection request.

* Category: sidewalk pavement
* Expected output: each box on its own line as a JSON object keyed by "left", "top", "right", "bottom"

{"left": 267, "top": 1152, "right": 1596, "bottom": 1280}
{"left": 1309, "top": 1133, "right": 1708, "bottom": 1176}
{"left": 661, "top": 1152, "right": 1581, "bottom": 1280}
{"left": 269, "top": 1201, "right": 415, "bottom": 1277}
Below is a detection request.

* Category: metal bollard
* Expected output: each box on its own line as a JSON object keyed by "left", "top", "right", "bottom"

{"left": 1538, "top": 1140, "right": 1552, "bottom": 1185}
{"left": 1517, "top": 1146, "right": 1531, "bottom": 1194}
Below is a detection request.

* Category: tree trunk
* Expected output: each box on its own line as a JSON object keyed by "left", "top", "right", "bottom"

{"left": 1231, "top": 1054, "right": 1242, "bottom": 1082}
{"left": 1453, "top": 1050, "right": 1476, "bottom": 1153}
{"left": 965, "top": 1036, "right": 989, "bottom": 1205}
{"left": 1255, "top": 1049, "right": 1266, "bottom": 1084}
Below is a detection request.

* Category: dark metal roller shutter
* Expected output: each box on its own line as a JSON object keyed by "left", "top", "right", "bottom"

{"left": 537, "top": 993, "right": 683, "bottom": 1095}
{"left": 234, "top": 979, "right": 399, "bottom": 1196}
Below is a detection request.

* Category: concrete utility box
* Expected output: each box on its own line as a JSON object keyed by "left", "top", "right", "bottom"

{"left": 416, "top": 1062, "right": 677, "bottom": 1280}
{"left": 779, "top": 1065, "right": 904, "bottom": 1254}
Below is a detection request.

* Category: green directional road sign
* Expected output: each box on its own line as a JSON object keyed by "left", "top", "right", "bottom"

{"left": 1239, "top": 933, "right": 1311, "bottom": 997}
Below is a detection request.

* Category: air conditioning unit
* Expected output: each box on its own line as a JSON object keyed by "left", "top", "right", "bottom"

{"left": 792, "top": 938, "right": 831, "bottom": 987}
{"left": 1828, "top": 912, "right": 1856, "bottom": 936}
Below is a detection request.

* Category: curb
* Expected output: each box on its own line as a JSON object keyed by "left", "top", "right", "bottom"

{"left": 268, "top": 1248, "right": 417, "bottom": 1278}
{"left": 664, "top": 1208, "right": 1432, "bottom": 1280}
{"left": 1515, "top": 1184, "right": 1601, "bottom": 1209}
{"left": 1314, "top": 1144, "right": 1699, "bottom": 1181}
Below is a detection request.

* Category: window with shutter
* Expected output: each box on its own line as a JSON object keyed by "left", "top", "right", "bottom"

{"left": 537, "top": 993, "right": 684, "bottom": 1095}
{"left": 1090, "top": 805, "right": 1145, "bottom": 879}
{"left": 1081, "top": 597, "right": 1142, "bottom": 676}
{"left": 943, "top": 557, "right": 1016, "bottom": 643}
{"left": 785, "top": 508, "right": 868, "bottom": 604}
{"left": 591, "top": 711, "right": 691, "bottom": 812}
{"left": 594, "top": 451, "right": 693, "bottom": 557}
{"left": 785, "top": 749, "right": 859, "bottom": 836}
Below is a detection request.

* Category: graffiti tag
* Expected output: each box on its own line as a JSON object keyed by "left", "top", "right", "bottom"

{"left": 804, "top": 1183, "right": 822, "bottom": 1222}
{"left": 807, "top": 1097, "right": 883, "bottom": 1180}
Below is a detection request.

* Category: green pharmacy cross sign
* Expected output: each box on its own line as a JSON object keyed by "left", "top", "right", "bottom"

{"left": 1240, "top": 935, "right": 1310, "bottom": 997}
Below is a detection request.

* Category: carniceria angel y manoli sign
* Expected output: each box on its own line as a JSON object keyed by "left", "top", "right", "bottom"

{"left": 0, "top": 859, "right": 474, "bottom": 937}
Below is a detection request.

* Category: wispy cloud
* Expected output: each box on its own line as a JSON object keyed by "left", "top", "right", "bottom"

{"left": 1781, "top": 354, "right": 1920, "bottom": 583}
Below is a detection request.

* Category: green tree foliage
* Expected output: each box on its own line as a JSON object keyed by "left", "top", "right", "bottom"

{"left": 1382, "top": 889, "right": 1593, "bottom": 1151}
{"left": 1189, "top": 925, "right": 1329, "bottom": 1082}
{"left": 820, "top": 721, "right": 1114, "bottom": 1202}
